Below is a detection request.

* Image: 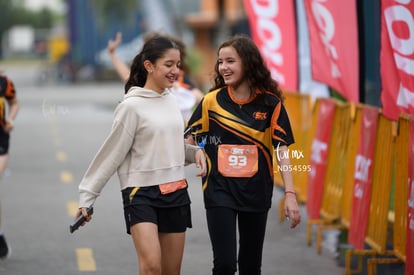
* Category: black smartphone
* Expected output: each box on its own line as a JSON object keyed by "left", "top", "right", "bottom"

{"left": 69, "top": 206, "right": 94, "bottom": 234}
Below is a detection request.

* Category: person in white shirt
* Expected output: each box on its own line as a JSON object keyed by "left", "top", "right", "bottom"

{"left": 75, "top": 35, "right": 206, "bottom": 275}
{"left": 107, "top": 32, "right": 204, "bottom": 122}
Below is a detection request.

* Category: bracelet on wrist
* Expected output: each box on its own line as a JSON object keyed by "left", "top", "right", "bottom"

{"left": 285, "top": 191, "right": 296, "bottom": 196}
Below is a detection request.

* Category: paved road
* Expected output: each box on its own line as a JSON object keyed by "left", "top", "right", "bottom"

{"left": 0, "top": 63, "right": 345, "bottom": 274}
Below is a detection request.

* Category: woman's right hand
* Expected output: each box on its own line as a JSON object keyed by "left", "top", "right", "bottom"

{"left": 75, "top": 207, "right": 93, "bottom": 226}
{"left": 107, "top": 32, "right": 122, "bottom": 54}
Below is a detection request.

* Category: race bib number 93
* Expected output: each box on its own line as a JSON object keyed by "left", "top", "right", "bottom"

{"left": 217, "top": 144, "right": 258, "bottom": 178}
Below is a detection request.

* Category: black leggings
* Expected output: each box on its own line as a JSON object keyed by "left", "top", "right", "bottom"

{"left": 206, "top": 207, "right": 269, "bottom": 275}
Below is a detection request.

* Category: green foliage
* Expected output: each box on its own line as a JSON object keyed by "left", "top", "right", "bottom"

{"left": 329, "top": 88, "right": 347, "bottom": 102}
{"left": 91, "top": 0, "right": 139, "bottom": 29}
{"left": 0, "top": 0, "right": 59, "bottom": 37}
{"left": 0, "top": 0, "right": 62, "bottom": 57}
{"left": 0, "top": 0, "right": 17, "bottom": 32}
{"left": 186, "top": 47, "right": 203, "bottom": 76}
{"left": 9, "top": 6, "right": 54, "bottom": 28}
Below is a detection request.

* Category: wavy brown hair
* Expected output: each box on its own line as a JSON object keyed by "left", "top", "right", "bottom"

{"left": 210, "top": 34, "right": 284, "bottom": 103}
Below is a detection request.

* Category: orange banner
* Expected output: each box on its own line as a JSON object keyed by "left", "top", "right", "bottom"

{"left": 243, "top": 0, "right": 298, "bottom": 91}
{"left": 304, "top": 0, "right": 359, "bottom": 102}
{"left": 407, "top": 118, "right": 414, "bottom": 275}
{"left": 348, "top": 106, "right": 379, "bottom": 249}
{"left": 306, "top": 98, "right": 336, "bottom": 219}
{"left": 380, "top": 0, "right": 414, "bottom": 120}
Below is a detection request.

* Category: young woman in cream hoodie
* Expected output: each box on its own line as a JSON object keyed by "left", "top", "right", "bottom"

{"left": 75, "top": 35, "right": 206, "bottom": 275}
{"left": 107, "top": 32, "right": 204, "bottom": 122}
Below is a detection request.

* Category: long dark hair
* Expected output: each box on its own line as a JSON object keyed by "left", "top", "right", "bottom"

{"left": 210, "top": 34, "right": 284, "bottom": 103}
{"left": 142, "top": 32, "right": 189, "bottom": 73}
{"left": 124, "top": 35, "right": 179, "bottom": 93}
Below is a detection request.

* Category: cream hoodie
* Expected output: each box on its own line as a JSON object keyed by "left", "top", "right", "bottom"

{"left": 78, "top": 86, "right": 199, "bottom": 208}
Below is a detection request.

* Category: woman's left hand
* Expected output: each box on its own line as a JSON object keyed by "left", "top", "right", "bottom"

{"left": 284, "top": 194, "right": 301, "bottom": 228}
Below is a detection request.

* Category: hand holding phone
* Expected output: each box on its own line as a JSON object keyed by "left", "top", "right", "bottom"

{"left": 70, "top": 206, "right": 93, "bottom": 234}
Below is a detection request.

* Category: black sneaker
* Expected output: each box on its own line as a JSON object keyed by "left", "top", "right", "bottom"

{"left": 0, "top": 234, "right": 11, "bottom": 259}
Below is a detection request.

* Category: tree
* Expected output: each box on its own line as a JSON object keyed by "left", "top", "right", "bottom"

{"left": 91, "top": 0, "right": 139, "bottom": 29}
{"left": 0, "top": 0, "right": 60, "bottom": 57}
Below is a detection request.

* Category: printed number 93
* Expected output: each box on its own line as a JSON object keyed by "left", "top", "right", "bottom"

{"left": 229, "top": 155, "right": 247, "bottom": 167}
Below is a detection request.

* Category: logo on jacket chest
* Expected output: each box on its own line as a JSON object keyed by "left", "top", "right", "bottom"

{"left": 253, "top": 111, "right": 267, "bottom": 120}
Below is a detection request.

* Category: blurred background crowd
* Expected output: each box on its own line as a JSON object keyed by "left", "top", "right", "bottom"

{"left": 0, "top": 0, "right": 251, "bottom": 89}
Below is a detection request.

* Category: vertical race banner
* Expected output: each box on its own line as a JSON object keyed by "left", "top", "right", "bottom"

{"left": 304, "top": 0, "right": 359, "bottom": 102}
{"left": 243, "top": 0, "right": 298, "bottom": 91}
{"left": 348, "top": 106, "right": 379, "bottom": 249}
{"left": 380, "top": 0, "right": 414, "bottom": 121}
{"left": 306, "top": 98, "right": 336, "bottom": 219}
{"left": 296, "top": 0, "right": 330, "bottom": 98}
{"left": 407, "top": 118, "right": 414, "bottom": 275}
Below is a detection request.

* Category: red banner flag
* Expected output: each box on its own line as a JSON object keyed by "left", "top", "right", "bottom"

{"left": 407, "top": 118, "right": 414, "bottom": 275}
{"left": 304, "top": 0, "right": 359, "bottom": 102}
{"left": 306, "top": 98, "right": 336, "bottom": 219}
{"left": 380, "top": 0, "right": 414, "bottom": 121}
{"left": 348, "top": 106, "right": 379, "bottom": 249}
{"left": 243, "top": 0, "right": 298, "bottom": 91}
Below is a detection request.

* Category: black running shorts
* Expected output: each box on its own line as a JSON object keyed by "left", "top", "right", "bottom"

{"left": 0, "top": 128, "right": 10, "bottom": 155}
{"left": 123, "top": 204, "right": 192, "bottom": 234}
